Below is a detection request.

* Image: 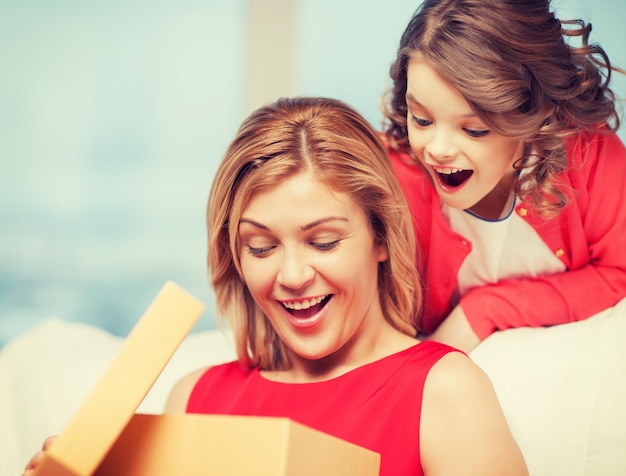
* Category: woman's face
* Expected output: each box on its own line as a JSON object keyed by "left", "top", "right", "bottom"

{"left": 405, "top": 56, "right": 526, "bottom": 219}
{"left": 237, "top": 171, "right": 389, "bottom": 374}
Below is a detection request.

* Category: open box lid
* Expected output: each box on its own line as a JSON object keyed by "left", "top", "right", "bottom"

{"left": 32, "top": 281, "right": 381, "bottom": 476}
{"left": 33, "top": 281, "right": 205, "bottom": 476}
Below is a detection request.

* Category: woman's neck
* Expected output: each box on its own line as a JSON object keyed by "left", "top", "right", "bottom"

{"left": 262, "top": 326, "right": 417, "bottom": 384}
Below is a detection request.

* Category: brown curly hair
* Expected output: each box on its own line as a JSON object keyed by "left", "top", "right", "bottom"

{"left": 383, "top": 0, "right": 623, "bottom": 216}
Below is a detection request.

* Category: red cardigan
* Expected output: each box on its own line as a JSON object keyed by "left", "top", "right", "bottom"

{"left": 390, "top": 131, "right": 626, "bottom": 339}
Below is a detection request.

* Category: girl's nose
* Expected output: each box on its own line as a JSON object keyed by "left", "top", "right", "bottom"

{"left": 425, "top": 128, "right": 458, "bottom": 163}
{"left": 276, "top": 250, "right": 315, "bottom": 289}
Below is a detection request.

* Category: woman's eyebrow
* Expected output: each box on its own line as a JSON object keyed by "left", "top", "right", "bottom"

{"left": 300, "top": 216, "right": 349, "bottom": 232}
{"left": 238, "top": 218, "right": 268, "bottom": 230}
{"left": 239, "top": 216, "right": 348, "bottom": 232}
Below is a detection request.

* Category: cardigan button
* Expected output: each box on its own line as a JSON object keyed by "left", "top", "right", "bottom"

{"left": 555, "top": 248, "right": 565, "bottom": 258}
{"left": 518, "top": 207, "right": 528, "bottom": 217}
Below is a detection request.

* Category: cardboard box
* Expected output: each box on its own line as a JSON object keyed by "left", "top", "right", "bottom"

{"left": 33, "top": 281, "right": 381, "bottom": 475}
{"left": 95, "top": 413, "right": 380, "bottom": 475}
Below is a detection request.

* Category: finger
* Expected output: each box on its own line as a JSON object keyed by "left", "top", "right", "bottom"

{"left": 42, "top": 435, "right": 58, "bottom": 450}
{"left": 26, "top": 450, "right": 44, "bottom": 469}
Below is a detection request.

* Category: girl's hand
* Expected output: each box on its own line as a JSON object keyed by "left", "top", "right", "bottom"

{"left": 426, "top": 305, "right": 480, "bottom": 352}
{"left": 22, "top": 436, "right": 57, "bottom": 476}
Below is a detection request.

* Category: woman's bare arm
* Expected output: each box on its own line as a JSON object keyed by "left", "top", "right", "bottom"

{"left": 163, "top": 367, "right": 208, "bottom": 414}
{"left": 420, "top": 352, "right": 528, "bottom": 476}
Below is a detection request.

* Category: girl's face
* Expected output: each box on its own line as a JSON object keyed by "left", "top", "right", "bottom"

{"left": 405, "top": 56, "right": 526, "bottom": 219}
{"left": 238, "top": 171, "right": 389, "bottom": 376}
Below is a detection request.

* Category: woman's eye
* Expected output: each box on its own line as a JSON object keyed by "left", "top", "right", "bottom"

{"left": 311, "top": 240, "right": 341, "bottom": 251}
{"left": 464, "top": 128, "right": 489, "bottom": 138}
{"left": 246, "top": 245, "right": 274, "bottom": 257}
{"left": 410, "top": 114, "right": 432, "bottom": 128}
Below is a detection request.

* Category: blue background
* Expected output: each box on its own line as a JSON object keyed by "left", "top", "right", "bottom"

{"left": 1, "top": 0, "right": 624, "bottom": 347}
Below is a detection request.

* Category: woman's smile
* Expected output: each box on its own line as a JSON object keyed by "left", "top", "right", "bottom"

{"left": 237, "top": 170, "right": 389, "bottom": 366}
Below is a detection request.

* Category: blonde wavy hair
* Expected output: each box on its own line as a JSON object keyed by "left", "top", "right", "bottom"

{"left": 383, "top": 0, "right": 623, "bottom": 217}
{"left": 207, "top": 97, "right": 420, "bottom": 370}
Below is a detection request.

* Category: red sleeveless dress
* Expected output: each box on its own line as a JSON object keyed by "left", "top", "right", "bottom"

{"left": 187, "top": 341, "right": 459, "bottom": 476}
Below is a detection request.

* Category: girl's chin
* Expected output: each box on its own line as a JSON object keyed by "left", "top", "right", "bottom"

{"left": 436, "top": 189, "right": 476, "bottom": 211}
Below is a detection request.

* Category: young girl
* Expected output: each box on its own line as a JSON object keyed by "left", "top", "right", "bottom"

{"left": 23, "top": 97, "right": 528, "bottom": 475}
{"left": 384, "top": 0, "right": 626, "bottom": 351}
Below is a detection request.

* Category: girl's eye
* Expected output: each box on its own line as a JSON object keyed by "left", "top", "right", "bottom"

{"left": 311, "top": 240, "right": 341, "bottom": 251}
{"left": 464, "top": 128, "right": 489, "bottom": 138}
{"left": 410, "top": 114, "right": 432, "bottom": 128}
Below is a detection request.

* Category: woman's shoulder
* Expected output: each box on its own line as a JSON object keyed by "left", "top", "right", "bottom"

{"left": 422, "top": 349, "right": 490, "bottom": 396}
{"left": 164, "top": 361, "right": 244, "bottom": 414}
{"left": 164, "top": 366, "right": 211, "bottom": 414}
{"left": 420, "top": 350, "right": 529, "bottom": 475}
{"left": 419, "top": 348, "right": 504, "bottom": 426}
{"left": 383, "top": 341, "right": 467, "bottom": 384}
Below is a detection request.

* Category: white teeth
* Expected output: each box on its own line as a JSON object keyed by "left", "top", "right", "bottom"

{"left": 434, "top": 167, "right": 462, "bottom": 174}
{"left": 282, "top": 296, "right": 326, "bottom": 310}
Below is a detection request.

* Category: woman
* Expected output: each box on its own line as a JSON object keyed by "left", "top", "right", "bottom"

{"left": 24, "top": 97, "right": 527, "bottom": 475}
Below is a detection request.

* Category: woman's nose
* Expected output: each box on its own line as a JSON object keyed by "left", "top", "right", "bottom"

{"left": 276, "top": 250, "right": 315, "bottom": 289}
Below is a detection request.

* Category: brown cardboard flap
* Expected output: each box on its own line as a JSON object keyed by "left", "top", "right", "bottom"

{"left": 95, "top": 413, "right": 381, "bottom": 476}
{"left": 34, "top": 281, "right": 205, "bottom": 476}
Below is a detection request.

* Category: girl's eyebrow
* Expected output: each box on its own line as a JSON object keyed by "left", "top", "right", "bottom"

{"left": 405, "top": 92, "right": 420, "bottom": 106}
{"left": 405, "top": 93, "right": 434, "bottom": 114}
{"left": 239, "top": 216, "right": 349, "bottom": 232}
{"left": 406, "top": 91, "right": 479, "bottom": 119}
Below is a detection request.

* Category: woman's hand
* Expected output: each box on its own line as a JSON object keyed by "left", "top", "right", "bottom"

{"left": 426, "top": 305, "right": 480, "bottom": 352}
{"left": 22, "top": 436, "right": 57, "bottom": 476}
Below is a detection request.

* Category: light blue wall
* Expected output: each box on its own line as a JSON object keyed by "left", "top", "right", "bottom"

{"left": 0, "top": 1, "right": 248, "bottom": 345}
{"left": 1, "top": 0, "right": 624, "bottom": 347}
{"left": 295, "top": 0, "right": 626, "bottom": 130}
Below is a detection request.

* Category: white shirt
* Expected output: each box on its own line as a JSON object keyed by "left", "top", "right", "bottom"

{"left": 443, "top": 198, "right": 566, "bottom": 296}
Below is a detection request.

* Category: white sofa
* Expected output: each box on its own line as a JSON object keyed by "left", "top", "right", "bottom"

{"left": 2, "top": 298, "right": 625, "bottom": 476}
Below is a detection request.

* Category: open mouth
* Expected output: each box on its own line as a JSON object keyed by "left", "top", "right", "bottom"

{"left": 434, "top": 167, "right": 473, "bottom": 188}
{"left": 282, "top": 295, "right": 331, "bottom": 319}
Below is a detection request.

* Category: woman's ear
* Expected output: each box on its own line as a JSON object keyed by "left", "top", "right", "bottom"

{"left": 375, "top": 238, "right": 390, "bottom": 263}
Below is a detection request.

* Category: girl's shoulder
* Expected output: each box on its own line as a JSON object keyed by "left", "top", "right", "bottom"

{"left": 386, "top": 144, "right": 423, "bottom": 175}
{"left": 566, "top": 129, "right": 626, "bottom": 168}
{"left": 385, "top": 143, "right": 436, "bottom": 206}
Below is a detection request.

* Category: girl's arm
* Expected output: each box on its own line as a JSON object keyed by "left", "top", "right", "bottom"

{"left": 420, "top": 352, "right": 528, "bottom": 475}
{"left": 425, "top": 305, "right": 479, "bottom": 352}
{"left": 460, "top": 132, "right": 626, "bottom": 342}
